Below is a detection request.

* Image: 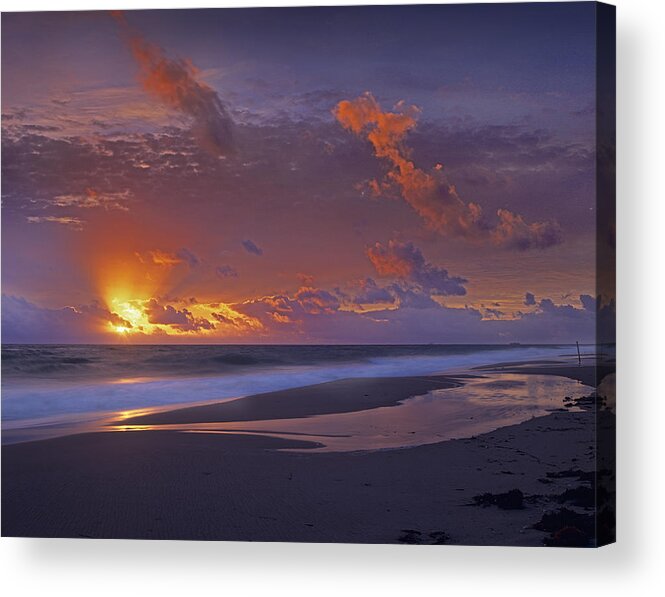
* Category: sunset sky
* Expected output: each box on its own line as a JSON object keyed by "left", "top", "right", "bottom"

{"left": 1, "top": 4, "right": 608, "bottom": 344}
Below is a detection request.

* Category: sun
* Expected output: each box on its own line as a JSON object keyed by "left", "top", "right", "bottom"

{"left": 103, "top": 293, "right": 262, "bottom": 339}
{"left": 106, "top": 297, "right": 153, "bottom": 336}
{"left": 111, "top": 299, "right": 145, "bottom": 325}
{"left": 110, "top": 324, "right": 132, "bottom": 335}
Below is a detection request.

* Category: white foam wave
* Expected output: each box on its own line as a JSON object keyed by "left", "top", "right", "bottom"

{"left": 2, "top": 345, "right": 568, "bottom": 425}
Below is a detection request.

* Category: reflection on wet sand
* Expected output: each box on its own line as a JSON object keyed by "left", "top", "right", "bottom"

{"left": 106, "top": 374, "right": 591, "bottom": 452}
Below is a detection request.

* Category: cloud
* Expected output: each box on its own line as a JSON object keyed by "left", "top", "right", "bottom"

{"left": 344, "top": 276, "right": 437, "bottom": 311}
{"left": 139, "top": 248, "right": 200, "bottom": 268}
{"left": 173, "top": 248, "right": 200, "bottom": 268}
{"left": 492, "top": 209, "right": 563, "bottom": 251}
{"left": 238, "top": 285, "right": 343, "bottom": 328}
{"left": 235, "top": 286, "right": 602, "bottom": 344}
{"left": 483, "top": 307, "right": 505, "bottom": 319}
{"left": 3, "top": 289, "right": 610, "bottom": 345}
{"left": 144, "top": 298, "right": 191, "bottom": 325}
{"left": 367, "top": 240, "right": 467, "bottom": 296}
{"left": 577, "top": 293, "right": 615, "bottom": 343}
{"left": 77, "top": 301, "right": 134, "bottom": 329}
{"left": 334, "top": 93, "right": 562, "bottom": 250}
{"left": 211, "top": 311, "right": 239, "bottom": 326}
{"left": 26, "top": 215, "right": 84, "bottom": 230}
{"left": 293, "top": 286, "right": 341, "bottom": 315}
{"left": 350, "top": 277, "right": 396, "bottom": 307}
{"left": 111, "top": 11, "right": 234, "bottom": 156}
{"left": 241, "top": 239, "right": 263, "bottom": 256}
{"left": 51, "top": 188, "right": 130, "bottom": 211}
{"left": 22, "top": 189, "right": 130, "bottom": 230}
{"left": 579, "top": 294, "right": 596, "bottom": 311}
{"left": 297, "top": 273, "right": 315, "bottom": 286}
{"left": 216, "top": 264, "right": 238, "bottom": 278}
{"left": 144, "top": 298, "right": 214, "bottom": 331}
{"left": 1, "top": 294, "right": 131, "bottom": 343}
{"left": 524, "top": 292, "right": 536, "bottom": 306}
{"left": 385, "top": 285, "right": 440, "bottom": 310}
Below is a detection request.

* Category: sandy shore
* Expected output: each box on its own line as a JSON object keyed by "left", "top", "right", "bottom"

{"left": 474, "top": 362, "right": 614, "bottom": 388}
{"left": 1, "top": 363, "right": 614, "bottom": 545}
{"left": 117, "top": 375, "right": 467, "bottom": 426}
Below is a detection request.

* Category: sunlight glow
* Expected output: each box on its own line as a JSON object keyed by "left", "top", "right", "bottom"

{"left": 104, "top": 293, "right": 262, "bottom": 339}
{"left": 111, "top": 325, "right": 132, "bottom": 335}
{"left": 108, "top": 297, "right": 154, "bottom": 335}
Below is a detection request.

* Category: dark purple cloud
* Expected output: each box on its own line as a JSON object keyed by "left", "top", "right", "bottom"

{"left": 1, "top": 294, "right": 131, "bottom": 343}
{"left": 216, "top": 264, "right": 238, "bottom": 278}
{"left": 175, "top": 248, "right": 200, "bottom": 268}
{"left": 293, "top": 286, "right": 340, "bottom": 315}
{"left": 524, "top": 292, "right": 536, "bottom": 306}
{"left": 579, "top": 294, "right": 597, "bottom": 311}
{"left": 144, "top": 299, "right": 191, "bottom": 325}
{"left": 350, "top": 278, "right": 396, "bottom": 307}
{"left": 241, "top": 239, "right": 263, "bottom": 256}
{"left": 212, "top": 312, "right": 239, "bottom": 326}
{"left": 144, "top": 298, "right": 215, "bottom": 331}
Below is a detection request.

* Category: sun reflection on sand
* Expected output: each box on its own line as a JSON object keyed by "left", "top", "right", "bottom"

{"left": 116, "top": 407, "right": 161, "bottom": 421}
{"left": 114, "top": 424, "right": 151, "bottom": 432}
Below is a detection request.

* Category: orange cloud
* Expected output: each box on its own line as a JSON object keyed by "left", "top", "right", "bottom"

{"left": 26, "top": 215, "right": 84, "bottom": 230}
{"left": 491, "top": 208, "right": 562, "bottom": 251}
{"left": 111, "top": 11, "right": 234, "bottom": 156}
{"left": 293, "top": 286, "right": 340, "bottom": 315}
{"left": 367, "top": 241, "right": 467, "bottom": 297}
{"left": 137, "top": 248, "right": 200, "bottom": 268}
{"left": 334, "top": 93, "right": 561, "bottom": 250}
{"left": 104, "top": 296, "right": 262, "bottom": 338}
{"left": 52, "top": 188, "right": 130, "bottom": 211}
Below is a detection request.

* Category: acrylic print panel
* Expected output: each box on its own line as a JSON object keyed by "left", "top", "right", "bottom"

{"left": 1, "top": 3, "right": 615, "bottom": 546}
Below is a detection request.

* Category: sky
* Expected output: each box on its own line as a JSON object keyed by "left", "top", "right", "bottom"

{"left": 1, "top": 4, "right": 613, "bottom": 344}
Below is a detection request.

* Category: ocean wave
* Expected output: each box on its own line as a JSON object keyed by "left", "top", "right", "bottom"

{"left": 1, "top": 344, "right": 573, "bottom": 424}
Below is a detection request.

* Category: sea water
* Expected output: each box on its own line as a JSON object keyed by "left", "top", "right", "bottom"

{"left": 1, "top": 344, "right": 584, "bottom": 441}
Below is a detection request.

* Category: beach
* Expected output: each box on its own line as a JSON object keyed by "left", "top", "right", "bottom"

{"left": 1, "top": 358, "right": 615, "bottom": 545}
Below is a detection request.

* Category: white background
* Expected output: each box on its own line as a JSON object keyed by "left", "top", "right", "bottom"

{"left": 0, "top": 0, "right": 662, "bottom": 595}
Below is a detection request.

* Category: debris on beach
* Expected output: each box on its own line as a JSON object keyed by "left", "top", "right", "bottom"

{"left": 397, "top": 529, "right": 422, "bottom": 544}
{"left": 397, "top": 529, "right": 451, "bottom": 545}
{"left": 472, "top": 488, "right": 525, "bottom": 510}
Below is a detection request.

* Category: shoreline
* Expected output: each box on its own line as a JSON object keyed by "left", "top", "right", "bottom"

{"left": 2, "top": 360, "right": 614, "bottom": 544}
{"left": 473, "top": 361, "right": 614, "bottom": 388}
{"left": 114, "top": 374, "right": 469, "bottom": 427}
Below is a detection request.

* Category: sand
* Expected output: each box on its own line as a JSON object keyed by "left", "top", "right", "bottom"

{"left": 116, "top": 375, "right": 467, "bottom": 426}
{"left": 1, "top": 363, "right": 614, "bottom": 545}
{"left": 474, "top": 362, "right": 614, "bottom": 388}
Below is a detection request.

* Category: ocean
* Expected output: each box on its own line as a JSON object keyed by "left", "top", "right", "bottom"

{"left": 1, "top": 344, "right": 577, "bottom": 427}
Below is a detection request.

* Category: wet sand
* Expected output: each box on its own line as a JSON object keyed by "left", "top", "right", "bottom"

{"left": 1, "top": 363, "right": 614, "bottom": 545}
{"left": 116, "top": 375, "right": 467, "bottom": 426}
{"left": 474, "top": 362, "right": 614, "bottom": 387}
